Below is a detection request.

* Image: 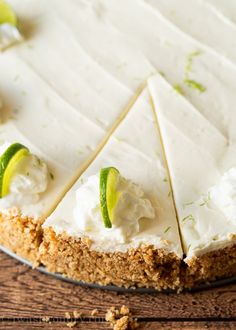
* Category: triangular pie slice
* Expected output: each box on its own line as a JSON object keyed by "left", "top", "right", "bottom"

{"left": 148, "top": 73, "right": 236, "bottom": 285}
{"left": 41, "top": 88, "right": 183, "bottom": 290}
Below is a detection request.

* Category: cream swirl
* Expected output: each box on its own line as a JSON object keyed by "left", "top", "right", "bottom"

{"left": 0, "top": 23, "right": 22, "bottom": 51}
{"left": 73, "top": 174, "right": 155, "bottom": 243}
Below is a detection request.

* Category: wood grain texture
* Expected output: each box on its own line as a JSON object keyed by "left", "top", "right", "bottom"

{"left": 0, "top": 322, "right": 236, "bottom": 330}
{"left": 0, "top": 251, "right": 236, "bottom": 329}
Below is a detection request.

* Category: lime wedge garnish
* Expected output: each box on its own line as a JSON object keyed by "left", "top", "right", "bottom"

{"left": 0, "top": 1, "right": 22, "bottom": 51}
{"left": 0, "top": 0, "right": 17, "bottom": 26}
{"left": 100, "top": 167, "right": 120, "bottom": 228}
{"left": 0, "top": 142, "right": 29, "bottom": 197}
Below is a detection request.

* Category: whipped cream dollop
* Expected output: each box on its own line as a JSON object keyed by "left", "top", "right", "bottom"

{"left": 178, "top": 167, "right": 236, "bottom": 257}
{"left": 210, "top": 167, "right": 236, "bottom": 223}
{"left": 0, "top": 23, "right": 23, "bottom": 51}
{"left": 0, "top": 142, "right": 49, "bottom": 209}
{"left": 73, "top": 174, "right": 155, "bottom": 243}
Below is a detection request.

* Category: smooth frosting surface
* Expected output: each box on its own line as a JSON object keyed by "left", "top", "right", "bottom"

{"left": 45, "top": 89, "right": 183, "bottom": 256}
{"left": 148, "top": 74, "right": 236, "bottom": 259}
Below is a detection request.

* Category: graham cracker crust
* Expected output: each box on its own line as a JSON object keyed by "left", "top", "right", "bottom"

{"left": 0, "top": 211, "right": 235, "bottom": 289}
{"left": 39, "top": 228, "right": 182, "bottom": 290}
{"left": 0, "top": 208, "right": 43, "bottom": 266}
{"left": 182, "top": 244, "right": 236, "bottom": 288}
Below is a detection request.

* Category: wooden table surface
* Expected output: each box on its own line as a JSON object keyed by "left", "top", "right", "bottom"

{"left": 0, "top": 251, "right": 235, "bottom": 330}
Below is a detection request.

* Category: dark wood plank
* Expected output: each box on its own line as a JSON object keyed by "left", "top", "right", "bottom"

{"left": 139, "top": 322, "right": 236, "bottom": 329}
{"left": 0, "top": 321, "right": 236, "bottom": 330}
{"left": 0, "top": 251, "right": 236, "bottom": 320}
{"left": 0, "top": 323, "right": 110, "bottom": 330}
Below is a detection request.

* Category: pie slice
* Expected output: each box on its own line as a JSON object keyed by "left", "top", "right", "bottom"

{"left": 41, "top": 88, "right": 183, "bottom": 290}
{"left": 148, "top": 73, "right": 236, "bottom": 286}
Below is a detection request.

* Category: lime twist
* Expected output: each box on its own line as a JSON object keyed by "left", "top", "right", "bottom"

{"left": 0, "top": 142, "right": 29, "bottom": 198}
{"left": 100, "top": 167, "right": 120, "bottom": 228}
{"left": 0, "top": 0, "right": 18, "bottom": 26}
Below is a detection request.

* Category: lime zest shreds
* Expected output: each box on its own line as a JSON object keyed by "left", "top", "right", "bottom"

{"left": 100, "top": 167, "right": 120, "bottom": 228}
{"left": 185, "top": 50, "right": 202, "bottom": 77}
{"left": 199, "top": 191, "right": 211, "bottom": 206}
{"left": 182, "top": 214, "right": 196, "bottom": 224}
{"left": 0, "top": 142, "right": 29, "bottom": 198}
{"left": 0, "top": 0, "right": 17, "bottom": 26}
{"left": 183, "top": 201, "right": 194, "bottom": 208}
{"left": 183, "top": 50, "right": 206, "bottom": 93}
{"left": 173, "top": 84, "right": 184, "bottom": 95}
{"left": 184, "top": 79, "right": 206, "bottom": 93}
{"left": 159, "top": 71, "right": 166, "bottom": 78}
{"left": 164, "top": 226, "right": 171, "bottom": 234}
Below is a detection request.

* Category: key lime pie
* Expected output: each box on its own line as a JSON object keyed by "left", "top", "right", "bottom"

{"left": 0, "top": 0, "right": 236, "bottom": 289}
